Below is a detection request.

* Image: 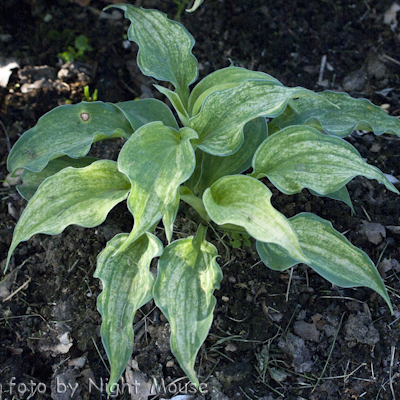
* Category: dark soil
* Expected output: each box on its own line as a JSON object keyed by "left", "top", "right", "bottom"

{"left": 1, "top": 1, "right": 400, "bottom": 399}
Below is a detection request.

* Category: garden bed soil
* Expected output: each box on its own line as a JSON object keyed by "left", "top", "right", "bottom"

{"left": 1, "top": 1, "right": 400, "bottom": 399}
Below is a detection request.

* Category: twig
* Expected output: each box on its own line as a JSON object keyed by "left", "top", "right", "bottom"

{"left": 239, "top": 386, "right": 254, "bottom": 400}
{"left": 3, "top": 277, "right": 31, "bottom": 302}
{"left": 390, "top": 346, "right": 396, "bottom": 400}
{"left": 361, "top": 205, "right": 372, "bottom": 222}
{"left": 312, "top": 312, "right": 345, "bottom": 392}
{"left": 0, "top": 312, "right": 56, "bottom": 332}
{"left": 0, "top": 119, "right": 11, "bottom": 153}
{"left": 344, "top": 362, "right": 367, "bottom": 383}
{"left": 359, "top": 0, "right": 371, "bottom": 22}
{"left": 318, "top": 55, "right": 327, "bottom": 85}
{"left": 285, "top": 267, "right": 294, "bottom": 302}
{"left": 283, "top": 303, "right": 299, "bottom": 337}
{"left": 253, "top": 373, "right": 285, "bottom": 397}
{"left": 319, "top": 295, "right": 365, "bottom": 304}
{"left": 91, "top": 337, "right": 110, "bottom": 374}
{"left": 382, "top": 54, "right": 400, "bottom": 67}
{"left": 375, "top": 242, "right": 388, "bottom": 269}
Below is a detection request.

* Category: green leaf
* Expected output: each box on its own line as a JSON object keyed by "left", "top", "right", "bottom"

{"left": 153, "top": 225, "right": 222, "bottom": 388}
{"left": 6, "top": 160, "right": 131, "bottom": 271}
{"left": 188, "top": 66, "right": 280, "bottom": 117}
{"left": 7, "top": 102, "right": 133, "bottom": 174}
{"left": 256, "top": 213, "right": 392, "bottom": 312}
{"left": 231, "top": 239, "right": 241, "bottom": 249}
{"left": 252, "top": 125, "right": 399, "bottom": 195}
{"left": 94, "top": 232, "right": 163, "bottom": 395}
{"left": 203, "top": 175, "right": 308, "bottom": 263}
{"left": 190, "top": 80, "right": 325, "bottom": 156}
{"left": 74, "top": 34, "right": 93, "bottom": 52}
{"left": 115, "top": 98, "right": 179, "bottom": 131}
{"left": 17, "top": 156, "right": 98, "bottom": 200}
{"left": 109, "top": 4, "right": 198, "bottom": 104}
{"left": 186, "top": 0, "right": 204, "bottom": 12}
{"left": 118, "top": 122, "right": 197, "bottom": 249}
{"left": 58, "top": 50, "right": 74, "bottom": 63}
{"left": 186, "top": 117, "right": 268, "bottom": 196}
{"left": 179, "top": 186, "right": 210, "bottom": 222}
{"left": 163, "top": 191, "right": 180, "bottom": 243}
{"left": 154, "top": 85, "right": 190, "bottom": 126}
{"left": 309, "top": 186, "right": 354, "bottom": 213}
{"left": 269, "top": 90, "right": 400, "bottom": 137}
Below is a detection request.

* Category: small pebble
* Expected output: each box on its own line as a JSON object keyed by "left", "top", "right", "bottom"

{"left": 68, "top": 356, "right": 86, "bottom": 368}
{"left": 294, "top": 320, "right": 320, "bottom": 342}
{"left": 225, "top": 343, "right": 237, "bottom": 352}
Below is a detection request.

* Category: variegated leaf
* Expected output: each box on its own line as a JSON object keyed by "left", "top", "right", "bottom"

{"left": 309, "top": 186, "right": 354, "bottom": 213}
{"left": 203, "top": 175, "right": 308, "bottom": 263}
{"left": 269, "top": 90, "right": 400, "bottom": 137}
{"left": 252, "top": 125, "right": 399, "bottom": 195}
{"left": 108, "top": 4, "right": 198, "bottom": 104}
{"left": 186, "top": 0, "right": 204, "bottom": 12}
{"left": 118, "top": 122, "right": 197, "bottom": 249}
{"left": 153, "top": 225, "right": 222, "bottom": 388}
{"left": 163, "top": 191, "right": 180, "bottom": 243}
{"left": 95, "top": 232, "right": 163, "bottom": 395}
{"left": 188, "top": 66, "right": 280, "bottom": 117}
{"left": 155, "top": 85, "right": 190, "bottom": 126}
{"left": 186, "top": 117, "right": 268, "bottom": 196}
{"left": 189, "top": 80, "right": 327, "bottom": 156}
{"left": 179, "top": 186, "right": 210, "bottom": 222}
{"left": 7, "top": 102, "right": 133, "bottom": 174}
{"left": 6, "top": 160, "right": 131, "bottom": 270}
{"left": 17, "top": 156, "right": 98, "bottom": 200}
{"left": 115, "top": 98, "right": 179, "bottom": 130}
{"left": 256, "top": 213, "right": 392, "bottom": 312}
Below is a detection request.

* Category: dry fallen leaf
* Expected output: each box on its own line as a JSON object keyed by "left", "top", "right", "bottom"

{"left": 378, "top": 258, "right": 393, "bottom": 278}
{"left": 40, "top": 332, "right": 73, "bottom": 354}
{"left": 125, "top": 359, "right": 158, "bottom": 400}
{"left": 0, "top": 58, "right": 19, "bottom": 88}
{"left": 384, "top": 3, "right": 400, "bottom": 30}
{"left": 3, "top": 169, "right": 22, "bottom": 187}
{"left": 8, "top": 202, "right": 19, "bottom": 220}
{"left": 311, "top": 314, "right": 327, "bottom": 331}
{"left": 225, "top": 343, "right": 237, "bottom": 352}
{"left": 370, "top": 143, "right": 381, "bottom": 153}
{"left": 386, "top": 225, "right": 400, "bottom": 234}
{"left": 359, "top": 221, "right": 386, "bottom": 245}
{"left": 294, "top": 320, "right": 320, "bottom": 342}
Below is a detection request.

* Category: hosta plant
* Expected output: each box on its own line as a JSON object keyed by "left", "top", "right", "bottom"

{"left": 174, "top": 0, "right": 204, "bottom": 19}
{"left": 5, "top": 4, "right": 400, "bottom": 394}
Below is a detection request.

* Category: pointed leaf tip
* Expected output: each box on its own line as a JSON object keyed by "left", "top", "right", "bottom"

{"left": 6, "top": 160, "right": 130, "bottom": 272}
{"left": 252, "top": 125, "right": 399, "bottom": 195}
{"left": 118, "top": 122, "right": 196, "bottom": 248}
{"left": 111, "top": 4, "right": 198, "bottom": 103}
{"left": 270, "top": 90, "right": 400, "bottom": 138}
{"left": 95, "top": 232, "right": 163, "bottom": 394}
{"left": 203, "top": 175, "right": 308, "bottom": 264}
{"left": 190, "top": 80, "right": 323, "bottom": 156}
{"left": 257, "top": 213, "right": 392, "bottom": 312}
{"left": 153, "top": 231, "right": 222, "bottom": 387}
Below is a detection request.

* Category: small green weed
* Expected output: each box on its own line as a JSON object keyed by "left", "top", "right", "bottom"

{"left": 58, "top": 34, "right": 93, "bottom": 63}
{"left": 83, "top": 85, "right": 98, "bottom": 102}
